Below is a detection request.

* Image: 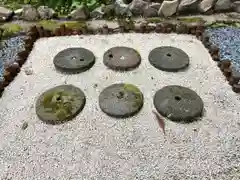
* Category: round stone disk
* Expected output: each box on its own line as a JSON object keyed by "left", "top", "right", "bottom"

{"left": 103, "top": 46, "right": 141, "bottom": 71}
{"left": 99, "top": 83, "right": 144, "bottom": 118}
{"left": 149, "top": 46, "right": 189, "bottom": 72}
{"left": 153, "top": 85, "right": 204, "bottom": 123}
{"left": 53, "top": 48, "right": 95, "bottom": 73}
{"left": 36, "top": 85, "right": 86, "bottom": 124}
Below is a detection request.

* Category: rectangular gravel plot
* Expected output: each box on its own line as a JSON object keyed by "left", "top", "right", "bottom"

{"left": 0, "top": 33, "right": 240, "bottom": 180}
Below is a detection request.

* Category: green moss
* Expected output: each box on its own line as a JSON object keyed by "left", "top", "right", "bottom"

{"left": 207, "top": 22, "right": 240, "bottom": 29}
{"left": 123, "top": 84, "right": 143, "bottom": 108}
{"left": 43, "top": 90, "right": 74, "bottom": 121}
{"left": 146, "top": 17, "right": 165, "bottom": 23}
{"left": 179, "top": 17, "right": 203, "bottom": 23}
{"left": 38, "top": 20, "right": 58, "bottom": 31}
{"left": 37, "top": 20, "right": 86, "bottom": 32}
{"left": 146, "top": 17, "right": 203, "bottom": 24}
{"left": 1, "top": 24, "right": 22, "bottom": 38}
{"left": 61, "top": 21, "right": 86, "bottom": 29}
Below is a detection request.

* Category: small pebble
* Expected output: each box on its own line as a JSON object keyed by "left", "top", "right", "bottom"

{"left": 21, "top": 121, "right": 28, "bottom": 130}
{"left": 24, "top": 67, "right": 33, "bottom": 75}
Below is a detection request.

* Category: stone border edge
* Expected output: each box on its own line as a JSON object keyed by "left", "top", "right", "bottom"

{"left": 0, "top": 19, "right": 239, "bottom": 97}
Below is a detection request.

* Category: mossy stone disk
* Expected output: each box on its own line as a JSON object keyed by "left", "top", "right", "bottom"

{"left": 103, "top": 47, "right": 141, "bottom": 71}
{"left": 53, "top": 48, "right": 95, "bottom": 73}
{"left": 99, "top": 83, "right": 144, "bottom": 118}
{"left": 153, "top": 85, "right": 204, "bottom": 123}
{"left": 36, "top": 85, "right": 86, "bottom": 124}
{"left": 149, "top": 46, "right": 189, "bottom": 72}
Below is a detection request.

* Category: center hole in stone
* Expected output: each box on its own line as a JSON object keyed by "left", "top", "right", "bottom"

{"left": 166, "top": 53, "right": 171, "bottom": 57}
{"left": 80, "top": 58, "right": 84, "bottom": 61}
{"left": 109, "top": 54, "right": 113, "bottom": 58}
{"left": 175, "top": 96, "right": 181, "bottom": 101}
{"left": 56, "top": 97, "right": 61, "bottom": 101}
{"left": 117, "top": 91, "right": 125, "bottom": 99}
{"left": 120, "top": 56, "right": 125, "bottom": 60}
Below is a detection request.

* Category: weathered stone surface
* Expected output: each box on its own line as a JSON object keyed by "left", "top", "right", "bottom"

{"left": 0, "top": 6, "right": 14, "bottom": 22}
{"left": 129, "top": 0, "right": 148, "bottom": 15}
{"left": 99, "top": 83, "right": 144, "bottom": 118}
{"left": 103, "top": 47, "right": 141, "bottom": 71}
{"left": 158, "top": 0, "right": 179, "bottom": 17}
{"left": 214, "top": 0, "right": 232, "bottom": 11}
{"left": 115, "top": 0, "right": 132, "bottom": 16}
{"left": 231, "top": 68, "right": 240, "bottom": 84}
{"left": 102, "top": 4, "right": 115, "bottom": 18}
{"left": 54, "top": 48, "right": 95, "bottom": 73}
{"left": 143, "top": 5, "right": 158, "bottom": 17}
{"left": 14, "top": 8, "right": 23, "bottom": 16}
{"left": 232, "top": 1, "right": 240, "bottom": 13}
{"left": 90, "top": 6, "right": 104, "bottom": 19}
{"left": 36, "top": 85, "right": 86, "bottom": 124}
{"left": 37, "top": 6, "right": 56, "bottom": 19}
{"left": 68, "top": 5, "right": 90, "bottom": 20}
{"left": 123, "top": 0, "right": 133, "bottom": 4}
{"left": 198, "top": 0, "right": 217, "bottom": 13}
{"left": 21, "top": 5, "right": 39, "bottom": 21}
{"left": 178, "top": 0, "right": 200, "bottom": 12}
{"left": 176, "top": 22, "right": 188, "bottom": 33}
{"left": 149, "top": 2, "right": 162, "bottom": 10}
{"left": 154, "top": 85, "right": 204, "bottom": 123}
{"left": 149, "top": 46, "right": 189, "bottom": 72}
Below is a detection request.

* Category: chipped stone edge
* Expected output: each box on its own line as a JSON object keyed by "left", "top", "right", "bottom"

{"left": 0, "top": 19, "right": 239, "bottom": 97}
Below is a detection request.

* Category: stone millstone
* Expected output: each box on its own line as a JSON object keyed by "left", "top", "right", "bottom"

{"left": 53, "top": 48, "right": 95, "bottom": 73}
{"left": 36, "top": 85, "right": 86, "bottom": 124}
{"left": 149, "top": 46, "right": 189, "bottom": 72}
{"left": 99, "top": 83, "right": 144, "bottom": 118}
{"left": 153, "top": 85, "right": 204, "bottom": 123}
{"left": 103, "top": 47, "right": 141, "bottom": 71}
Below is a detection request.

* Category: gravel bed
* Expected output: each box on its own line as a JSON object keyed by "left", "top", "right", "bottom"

{"left": 205, "top": 27, "right": 240, "bottom": 71}
{"left": 0, "top": 33, "right": 239, "bottom": 180}
{"left": 0, "top": 35, "right": 26, "bottom": 80}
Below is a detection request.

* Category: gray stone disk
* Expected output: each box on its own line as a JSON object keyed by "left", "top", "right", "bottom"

{"left": 103, "top": 46, "right": 141, "bottom": 71}
{"left": 99, "top": 83, "right": 144, "bottom": 118}
{"left": 53, "top": 48, "right": 95, "bottom": 73}
{"left": 153, "top": 85, "right": 204, "bottom": 123}
{"left": 149, "top": 46, "right": 189, "bottom": 72}
{"left": 36, "top": 84, "right": 86, "bottom": 124}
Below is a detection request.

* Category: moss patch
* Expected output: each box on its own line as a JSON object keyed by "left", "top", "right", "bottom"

{"left": 146, "top": 17, "right": 203, "bottom": 24}
{"left": 123, "top": 84, "right": 143, "bottom": 108}
{"left": 37, "top": 20, "right": 86, "bottom": 31}
{"left": 179, "top": 17, "right": 203, "bottom": 23}
{"left": 206, "top": 21, "right": 240, "bottom": 29}
{"left": 1, "top": 24, "right": 23, "bottom": 39}
{"left": 38, "top": 20, "right": 59, "bottom": 31}
{"left": 43, "top": 90, "right": 74, "bottom": 121}
{"left": 146, "top": 17, "right": 165, "bottom": 23}
{"left": 62, "top": 21, "right": 86, "bottom": 29}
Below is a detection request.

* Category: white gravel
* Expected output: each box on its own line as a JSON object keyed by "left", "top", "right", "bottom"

{"left": 0, "top": 33, "right": 240, "bottom": 180}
